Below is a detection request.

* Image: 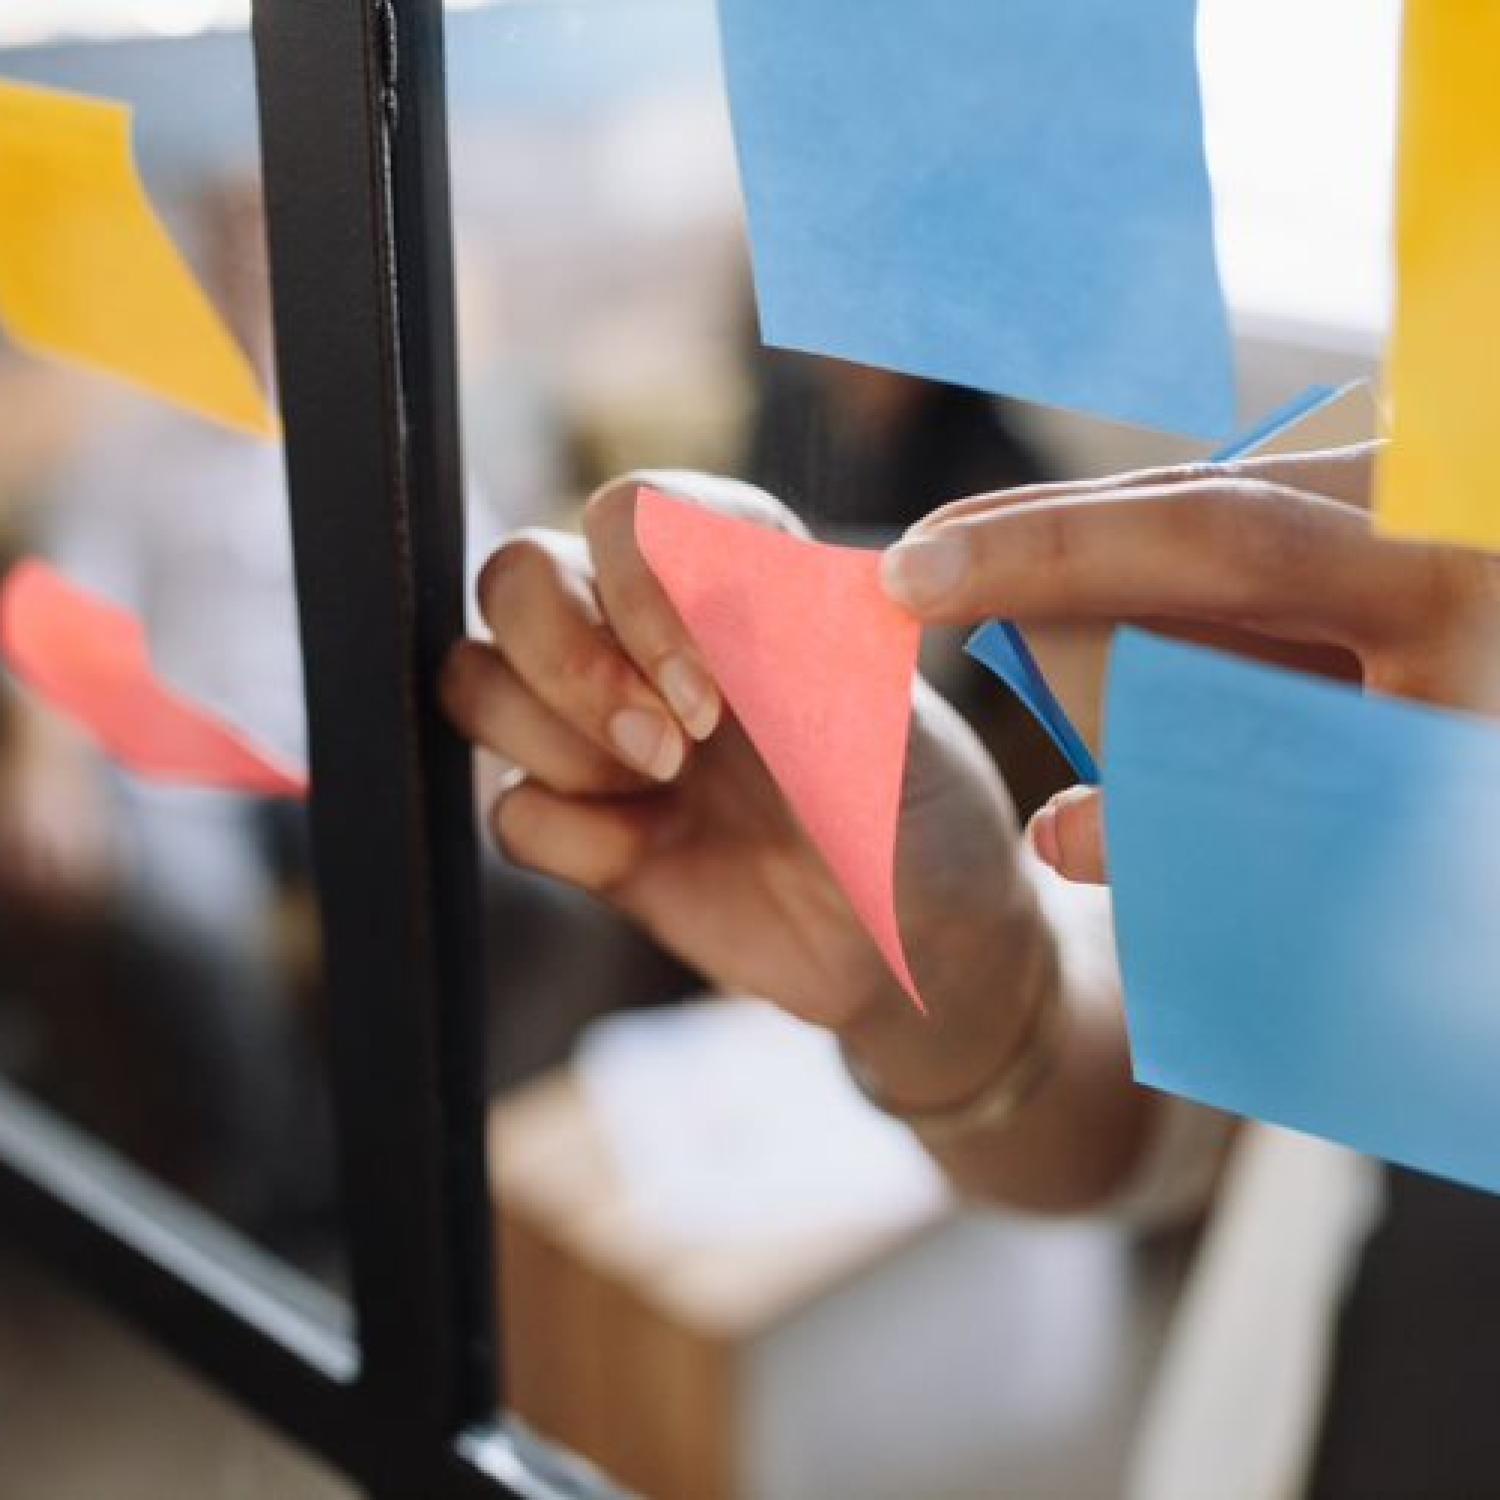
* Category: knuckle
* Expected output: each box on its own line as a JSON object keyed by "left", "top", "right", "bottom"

{"left": 1402, "top": 551, "right": 1495, "bottom": 657}
{"left": 1432, "top": 551, "right": 1492, "bottom": 620}
{"left": 1029, "top": 506, "right": 1080, "bottom": 577}
{"left": 438, "top": 643, "right": 482, "bottom": 718}
{"left": 549, "top": 740, "right": 637, "bottom": 799}
{"left": 1188, "top": 483, "right": 1301, "bottom": 592}
{"left": 1407, "top": 556, "right": 1460, "bottom": 638}
{"left": 605, "top": 568, "right": 667, "bottom": 644}
{"left": 554, "top": 624, "right": 624, "bottom": 703}
{"left": 588, "top": 821, "right": 649, "bottom": 899}
{"left": 546, "top": 762, "right": 602, "bottom": 800}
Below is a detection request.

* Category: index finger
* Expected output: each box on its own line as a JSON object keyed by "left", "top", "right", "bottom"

{"left": 907, "top": 442, "right": 1380, "bottom": 534}
{"left": 881, "top": 479, "right": 1443, "bottom": 654}
{"left": 581, "top": 471, "right": 808, "bottom": 741}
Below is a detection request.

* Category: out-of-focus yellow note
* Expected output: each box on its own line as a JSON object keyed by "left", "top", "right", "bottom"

{"left": 0, "top": 79, "right": 277, "bottom": 439}
{"left": 1376, "top": 2, "right": 1500, "bottom": 551}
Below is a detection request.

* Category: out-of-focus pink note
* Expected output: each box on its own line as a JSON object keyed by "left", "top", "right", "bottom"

{"left": 635, "top": 486, "right": 924, "bottom": 1010}
{"left": 0, "top": 560, "right": 307, "bottom": 799}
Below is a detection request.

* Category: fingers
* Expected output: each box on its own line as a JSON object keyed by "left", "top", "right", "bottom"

{"left": 455, "top": 469, "right": 805, "bottom": 797}
{"left": 475, "top": 528, "right": 687, "bottom": 782}
{"left": 908, "top": 461, "right": 1227, "bottom": 534}
{"left": 581, "top": 471, "right": 807, "bottom": 742}
{"left": 1028, "top": 786, "right": 1107, "bottom": 885}
{"left": 441, "top": 640, "right": 642, "bottom": 795}
{"left": 907, "top": 444, "right": 1379, "bottom": 535}
{"left": 490, "top": 777, "right": 658, "bottom": 897}
{"left": 581, "top": 478, "right": 723, "bottom": 742}
{"left": 456, "top": 469, "right": 807, "bottom": 809}
{"left": 882, "top": 479, "right": 1439, "bottom": 653}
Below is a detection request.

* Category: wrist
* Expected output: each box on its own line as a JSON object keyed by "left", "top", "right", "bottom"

{"left": 836, "top": 903, "right": 1062, "bottom": 1116}
{"left": 843, "top": 964, "right": 1065, "bottom": 1143}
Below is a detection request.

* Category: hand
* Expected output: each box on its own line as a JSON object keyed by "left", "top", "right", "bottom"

{"left": 444, "top": 473, "right": 1059, "bottom": 1101}
{"left": 881, "top": 444, "right": 1500, "bottom": 884}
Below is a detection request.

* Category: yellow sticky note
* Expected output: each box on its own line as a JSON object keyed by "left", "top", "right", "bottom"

{"left": 1376, "top": 2, "right": 1500, "bottom": 551}
{"left": 0, "top": 79, "right": 278, "bottom": 440}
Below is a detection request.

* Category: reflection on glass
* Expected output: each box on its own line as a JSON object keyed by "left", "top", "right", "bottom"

{"left": 5, "top": 4, "right": 1401, "bottom": 1495}
{"left": 0, "top": 20, "right": 341, "bottom": 1282}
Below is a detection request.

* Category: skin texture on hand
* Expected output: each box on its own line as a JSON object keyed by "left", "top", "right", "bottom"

{"left": 882, "top": 444, "right": 1500, "bottom": 885}
{"left": 444, "top": 473, "right": 1153, "bottom": 1211}
{"left": 444, "top": 474, "right": 1033, "bottom": 1033}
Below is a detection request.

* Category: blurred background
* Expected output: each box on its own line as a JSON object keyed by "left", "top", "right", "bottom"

{"left": 0, "top": 2, "right": 1396, "bottom": 1496}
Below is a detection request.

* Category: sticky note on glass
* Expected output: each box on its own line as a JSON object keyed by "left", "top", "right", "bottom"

{"left": 1, "top": 560, "right": 306, "bottom": 798}
{"left": 1375, "top": 2, "right": 1500, "bottom": 552}
{"left": 1108, "top": 629, "right": 1500, "bottom": 1196}
{"left": 0, "top": 79, "right": 277, "bottom": 439}
{"left": 636, "top": 487, "right": 924, "bottom": 1009}
{"left": 717, "top": 0, "right": 1236, "bottom": 437}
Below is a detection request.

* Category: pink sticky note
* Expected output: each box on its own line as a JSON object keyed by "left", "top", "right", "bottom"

{"left": 636, "top": 486, "right": 924, "bottom": 1010}
{"left": 0, "top": 560, "right": 307, "bottom": 799}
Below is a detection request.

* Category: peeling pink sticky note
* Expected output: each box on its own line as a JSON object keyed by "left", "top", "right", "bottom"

{"left": 0, "top": 560, "right": 307, "bottom": 799}
{"left": 636, "top": 486, "right": 924, "bottom": 1010}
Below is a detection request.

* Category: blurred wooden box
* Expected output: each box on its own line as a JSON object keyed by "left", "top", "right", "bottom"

{"left": 489, "top": 1071, "right": 948, "bottom": 1500}
{"left": 489, "top": 1060, "right": 1185, "bottom": 1500}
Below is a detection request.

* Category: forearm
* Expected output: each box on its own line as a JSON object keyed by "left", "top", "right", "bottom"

{"left": 839, "top": 861, "right": 1157, "bottom": 1213}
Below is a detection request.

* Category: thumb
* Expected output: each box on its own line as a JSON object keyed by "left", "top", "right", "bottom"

{"left": 1028, "top": 785, "right": 1108, "bottom": 885}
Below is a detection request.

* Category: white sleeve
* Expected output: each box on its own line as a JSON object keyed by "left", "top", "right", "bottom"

{"left": 1103, "top": 1092, "right": 1237, "bottom": 1229}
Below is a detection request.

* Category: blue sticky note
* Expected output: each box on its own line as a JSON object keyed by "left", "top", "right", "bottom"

{"left": 717, "top": 0, "right": 1237, "bottom": 437}
{"left": 966, "top": 622, "right": 1100, "bottom": 784}
{"left": 1108, "top": 629, "right": 1500, "bottom": 1196}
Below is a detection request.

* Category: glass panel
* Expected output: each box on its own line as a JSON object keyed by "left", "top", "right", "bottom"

{"left": 446, "top": 8, "right": 1110, "bottom": 1497}
{"left": 0, "top": 9, "right": 344, "bottom": 1287}
{"left": 448, "top": 0, "right": 1059, "bottom": 1082}
{"left": 451, "top": 4, "right": 1396, "bottom": 1498}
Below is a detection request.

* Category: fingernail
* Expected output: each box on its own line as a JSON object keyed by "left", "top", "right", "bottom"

{"left": 658, "top": 654, "right": 722, "bottom": 741}
{"left": 1029, "top": 803, "right": 1062, "bottom": 870}
{"left": 1050, "top": 784, "right": 1095, "bottom": 813}
{"left": 609, "top": 707, "right": 685, "bottom": 781}
{"left": 881, "top": 533, "right": 968, "bottom": 610}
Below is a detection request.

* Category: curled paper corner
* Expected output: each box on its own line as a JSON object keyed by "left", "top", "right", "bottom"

{"left": 634, "top": 485, "right": 925, "bottom": 1011}
{"left": 0, "top": 560, "right": 306, "bottom": 799}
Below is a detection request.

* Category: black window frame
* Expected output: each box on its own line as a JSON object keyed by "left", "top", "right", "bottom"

{"left": 0, "top": 3, "right": 590, "bottom": 1494}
